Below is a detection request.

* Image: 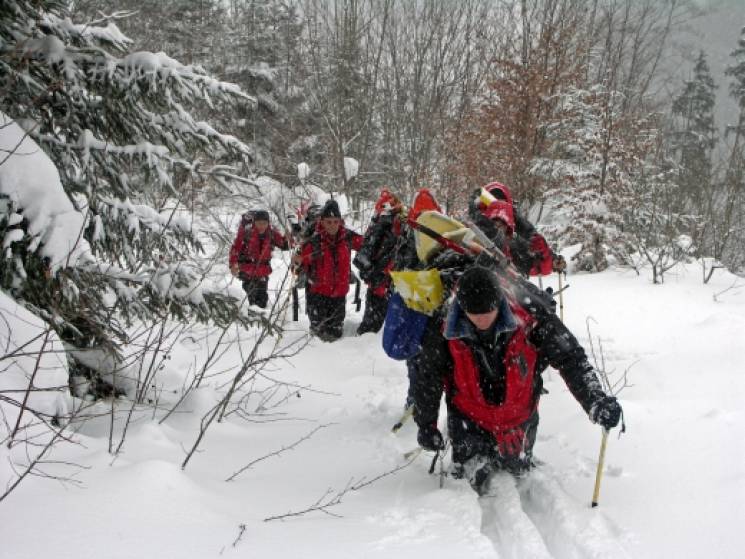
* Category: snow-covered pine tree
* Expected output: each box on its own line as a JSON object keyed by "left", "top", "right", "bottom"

{"left": 0, "top": 0, "right": 266, "bottom": 396}
{"left": 671, "top": 51, "right": 717, "bottom": 214}
{"left": 530, "top": 85, "right": 638, "bottom": 271}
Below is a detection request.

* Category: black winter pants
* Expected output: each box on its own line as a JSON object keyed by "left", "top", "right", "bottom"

{"left": 306, "top": 292, "right": 346, "bottom": 341}
{"left": 447, "top": 405, "right": 539, "bottom": 491}
{"left": 356, "top": 289, "right": 389, "bottom": 335}
{"left": 241, "top": 275, "right": 269, "bottom": 309}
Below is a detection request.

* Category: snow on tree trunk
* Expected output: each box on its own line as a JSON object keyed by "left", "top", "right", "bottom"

{"left": 343, "top": 157, "right": 359, "bottom": 181}
{"left": 297, "top": 162, "right": 310, "bottom": 182}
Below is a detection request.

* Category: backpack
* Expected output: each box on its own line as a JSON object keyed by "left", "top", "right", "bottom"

{"left": 382, "top": 261, "right": 446, "bottom": 361}
{"left": 382, "top": 292, "right": 430, "bottom": 360}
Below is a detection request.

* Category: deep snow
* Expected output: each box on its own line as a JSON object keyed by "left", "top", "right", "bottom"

{"left": 1, "top": 256, "right": 743, "bottom": 559}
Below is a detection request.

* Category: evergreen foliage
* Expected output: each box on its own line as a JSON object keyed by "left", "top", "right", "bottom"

{"left": 530, "top": 85, "right": 643, "bottom": 271}
{"left": 0, "top": 0, "right": 265, "bottom": 395}
{"left": 671, "top": 51, "right": 717, "bottom": 212}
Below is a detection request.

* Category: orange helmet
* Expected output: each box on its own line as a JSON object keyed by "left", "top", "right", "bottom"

{"left": 409, "top": 188, "right": 442, "bottom": 221}
{"left": 374, "top": 188, "right": 402, "bottom": 215}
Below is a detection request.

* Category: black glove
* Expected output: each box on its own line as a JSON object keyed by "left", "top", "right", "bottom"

{"left": 590, "top": 395, "right": 622, "bottom": 430}
{"left": 553, "top": 254, "right": 567, "bottom": 272}
{"left": 417, "top": 424, "right": 445, "bottom": 451}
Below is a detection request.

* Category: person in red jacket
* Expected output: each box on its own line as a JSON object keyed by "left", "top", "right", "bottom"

{"left": 292, "top": 200, "right": 364, "bottom": 341}
{"left": 469, "top": 182, "right": 565, "bottom": 277}
{"left": 229, "top": 209, "right": 290, "bottom": 309}
{"left": 412, "top": 266, "right": 622, "bottom": 494}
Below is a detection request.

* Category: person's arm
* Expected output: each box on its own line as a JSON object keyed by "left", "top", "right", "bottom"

{"left": 393, "top": 229, "right": 419, "bottom": 271}
{"left": 362, "top": 224, "right": 400, "bottom": 280}
{"left": 229, "top": 227, "right": 246, "bottom": 274}
{"left": 412, "top": 317, "right": 451, "bottom": 428}
{"left": 508, "top": 235, "right": 534, "bottom": 276}
{"left": 527, "top": 233, "right": 553, "bottom": 276}
{"left": 411, "top": 316, "right": 451, "bottom": 450}
{"left": 353, "top": 221, "right": 384, "bottom": 273}
{"left": 272, "top": 229, "right": 290, "bottom": 250}
{"left": 520, "top": 217, "right": 566, "bottom": 272}
{"left": 529, "top": 312, "right": 621, "bottom": 428}
{"left": 350, "top": 230, "right": 365, "bottom": 252}
{"left": 514, "top": 212, "right": 537, "bottom": 239}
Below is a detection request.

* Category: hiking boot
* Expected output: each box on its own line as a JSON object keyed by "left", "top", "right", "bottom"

{"left": 470, "top": 466, "right": 492, "bottom": 496}
{"left": 450, "top": 463, "right": 465, "bottom": 479}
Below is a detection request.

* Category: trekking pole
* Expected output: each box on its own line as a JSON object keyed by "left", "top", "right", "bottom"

{"left": 289, "top": 247, "right": 300, "bottom": 322}
{"left": 291, "top": 271, "right": 299, "bottom": 321}
{"left": 438, "top": 440, "right": 450, "bottom": 489}
{"left": 591, "top": 429, "right": 609, "bottom": 507}
{"left": 557, "top": 271, "right": 565, "bottom": 321}
{"left": 284, "top": 221, "right": 301, "bottom": 322}
{"left": 353, "top": 276, "right": 362, "bottom": 312}
{"left": 391, "top": 404, "right": 415, "bottom": 433}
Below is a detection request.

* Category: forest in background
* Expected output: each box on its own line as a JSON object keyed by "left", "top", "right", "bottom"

{"left": 66, "top": 0, "right": 745, "bottom": 276}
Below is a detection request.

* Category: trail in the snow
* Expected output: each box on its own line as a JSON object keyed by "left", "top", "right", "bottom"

{"left": 520, "top": 467, "right": 631, "bottom": 559}
{"left": 479, "top": 468, "right": 631, "bottom": 559}
{"left": 480, "top": 473, "right": 553, "bottom": 559}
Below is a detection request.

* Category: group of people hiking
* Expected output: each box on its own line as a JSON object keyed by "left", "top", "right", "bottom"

{"left": 228, "top": 182, "right": 622, "bottom": 494}
{"left": 229, "top": 198, "right": 364, "bottom": 340}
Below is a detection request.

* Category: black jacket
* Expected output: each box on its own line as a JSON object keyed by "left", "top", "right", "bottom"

{"left": 353, "top": 214, "right": 401, "bottom": 285}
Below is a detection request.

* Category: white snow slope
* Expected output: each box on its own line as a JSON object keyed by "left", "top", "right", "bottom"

{"left": 1, "top": 258, "right": 743, "bottom": 559}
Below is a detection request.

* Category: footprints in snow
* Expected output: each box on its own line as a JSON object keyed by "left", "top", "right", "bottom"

{"left": 480, "top": 468, "right": 630, "bottom": 559}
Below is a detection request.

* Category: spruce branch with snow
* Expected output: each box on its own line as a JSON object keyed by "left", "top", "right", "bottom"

{"left": 0, "top": 0, "right": 266, "bottom": 397}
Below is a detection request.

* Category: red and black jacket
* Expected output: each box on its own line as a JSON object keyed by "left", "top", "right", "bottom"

{"left": 413, "top": 296, "right": 606, "bottom": 440}
{"left": 297, "top": 224, "right": 364, "bottom": 298}
{"left": 229, "top": 225, "right": 289, "bottom": 278}
{"left": 447, "top": 302, "right": 539, "bottom": 435}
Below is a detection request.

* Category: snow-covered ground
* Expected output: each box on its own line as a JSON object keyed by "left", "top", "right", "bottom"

{"left": 1, "top": 257, "right": 743, "bottom": 559}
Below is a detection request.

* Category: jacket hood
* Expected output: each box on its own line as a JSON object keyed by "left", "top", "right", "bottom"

{"left": 484, "top": 181, "right": 514, "bottom": 208}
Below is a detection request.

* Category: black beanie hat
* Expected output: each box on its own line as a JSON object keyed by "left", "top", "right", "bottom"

{"left": 320, "top": 199, "right": 341, "bottom": 219}
{"left": 456, "top": 266, "right": 502, "bottom": 314}
{"left": 252, "top": 209, "right": 270, "bottom": 222}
